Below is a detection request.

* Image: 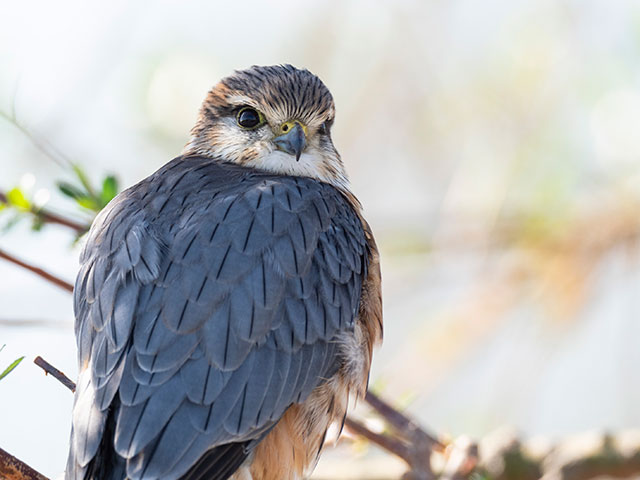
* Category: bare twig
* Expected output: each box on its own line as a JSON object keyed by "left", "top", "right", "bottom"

{"left": 344, "top": 417, "right": 414, "bottom": 465}
{"left": 33, "top": 356, "right": 76, "bottom": 392}
{"left": 0, "top": 109, "right": 71, "bottom": 168}
{"left": 354, "top": 391, "right": 446, "bottom": 479}
{"left": 33, "top": 206, "right": 88, "bottom": 234}
{"left": 0, "top": 447, "right": 49, "bottom": 480}
{"left": 27, "top": 358, "right": 640, "bottom": 480}
{"left": 0, "top": 318, "right": 73, "bottom": 328}
{"left": 0, "top": 191, "right": 88, "bottom": 234}
{"left": 0, "top": 248, "right": 73, "bottom": 293}
{"left": 365, "top": 391, "right": 445, "bottom": 453}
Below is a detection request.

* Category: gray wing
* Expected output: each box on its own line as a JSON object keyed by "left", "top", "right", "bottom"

{"left": 66, "top": 158, "right": 367, "bottom": 480}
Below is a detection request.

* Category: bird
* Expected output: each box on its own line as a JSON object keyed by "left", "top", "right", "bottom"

{"left": 66, "top": 64, "right": 382, "bottom": 480}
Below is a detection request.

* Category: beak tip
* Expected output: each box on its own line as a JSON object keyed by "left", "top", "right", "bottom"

{"left": 274, "top": 122, "right": 306, "bottom": 161}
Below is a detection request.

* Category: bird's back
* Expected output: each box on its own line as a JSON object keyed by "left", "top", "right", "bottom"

{"left": 67, "top": 156, "right": 371, "bottom": 480}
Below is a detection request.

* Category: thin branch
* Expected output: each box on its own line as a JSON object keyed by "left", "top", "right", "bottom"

{"left": 0, "top": 447, "right": 49, "bottom": 480}
{"left": 33, "top": 356, "right": 76, "bottom": 392}
{"left": 344, "top": 417, "right": 414, "bottom": 465}
{"left": 0, "top": 109, "right": 71, "bottom": 168}
{"left": 32, "top": 206, "right": 88, "bottom": 234}
{"left": 365, "top": 391, "right": 445, "bottom": 453}
{"left": 28, "top": 359, "right": 640, "bottom": 480}
{"left": 0, "top": 248, "right": 73, "bottom": 293}
{"left": 0, "top": 318, "right": 73, "bottom": 328}
{"left": 0, "top": 191, "right": 88, "bottom": 234}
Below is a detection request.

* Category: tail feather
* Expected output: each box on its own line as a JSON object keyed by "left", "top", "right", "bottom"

{"left": 80, "top": 401, "right": 126, "bottom": 480}
{"left": 179, "top": 442, "right": 250, "bottom": 480}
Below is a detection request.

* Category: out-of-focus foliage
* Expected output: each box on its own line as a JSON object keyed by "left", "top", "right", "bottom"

{"left": 5, "top": 188, "right": 30, "bottom": 211}
{"left": 0, "top": 128, "right": 119, "bottom": 237}
{"left": 0, "top": 345, "right": 24, "bottom": 383}
{"left": 56, "top": 165, "right": 119, "bottom": 213}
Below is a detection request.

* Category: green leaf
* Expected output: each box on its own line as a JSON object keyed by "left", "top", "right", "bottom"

{"left": 76, "top": 196, "right": 100, "bottom": 211}
{"left": 100, "top": 175, "right": 119, "bottom": 207}
{"left": 57, "top": 181, "right": 87, "bottom": 200}
{"left": 57, "top": 181, "right": 103, "bottom": 211}
{"left": 32, "top": 215, "right": 45, "bottom": 231}
{"left": 7, "top": 187, "right": 30, "bottom": 210}
{"left": 0, "top": 356, "right": 24, "bottom": 381}
{"left": 72, "top": 164, "right": 96, "bottom": 198}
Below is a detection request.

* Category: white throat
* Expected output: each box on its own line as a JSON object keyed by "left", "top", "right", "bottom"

{"left": 243, "top": 150, "right": 350, "bottom": 192}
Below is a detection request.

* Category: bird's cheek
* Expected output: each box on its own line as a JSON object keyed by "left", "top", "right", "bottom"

{"left": 237, "top": 146, "right": 263, "bottom": 165}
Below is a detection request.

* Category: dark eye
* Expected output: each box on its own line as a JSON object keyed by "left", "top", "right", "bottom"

{"left": 319, "top": 118, "right": 333, "bottom": 135}
{"left": 236, "top": 107, "right": 263, "bottom": 129}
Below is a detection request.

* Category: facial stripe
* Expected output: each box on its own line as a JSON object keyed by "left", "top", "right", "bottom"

{"left": 183, "top": 64, "right": 348, "bottom": 193}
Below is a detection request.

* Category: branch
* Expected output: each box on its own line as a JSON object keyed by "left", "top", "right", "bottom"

{"left": 0, "top": 191, "right": 88, "bottom": 234}
{"left": 0, "top": 248, "right": 73, "bottom": 293}
{"left": 0, "top": 447, "right": 48, "bottom": 480}
{"left": 365, "top": 391, "right": 444, "bottom": 453}
{"left": 343, "top": 391, "right": 446, "bottom": 479}
{"left": 0, "top": 109, "right": 71, "bottom": 169}
{"left": 27, "top": 357, "right": 640, "bottom": 480}
{"left": 344, "top": 417, "right": 414, "bottom": 465}
{"left": 0, "top": 318, "right": 72, "bottom": 328}
{"left": 0, "top": 358, "right": 72, "bottom": 480}
{"left": 33, "top": 356, "right": 76, "bottom": 392}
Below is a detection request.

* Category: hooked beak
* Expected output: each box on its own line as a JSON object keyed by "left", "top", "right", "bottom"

{"left": 273, "top": 122, "right": 307, "bottom": 161}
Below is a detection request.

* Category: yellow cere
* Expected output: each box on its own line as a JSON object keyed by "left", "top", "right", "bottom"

{"left": 279, "top": 120, "right": 308, "bottom": 136}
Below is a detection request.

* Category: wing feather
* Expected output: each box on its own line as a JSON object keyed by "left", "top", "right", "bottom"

{"left": 67, "top": 157, "right": 368, "bottom": 480}
{"left": 180, "top": 354, "right": 230, "bottom": 405}
{"left": 115, "top": 373, "right": 187, "bottom": 457}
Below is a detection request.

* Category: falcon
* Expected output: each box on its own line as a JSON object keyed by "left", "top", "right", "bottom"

{"left": 66, "top": 64, "right": 382, "bottom": 480}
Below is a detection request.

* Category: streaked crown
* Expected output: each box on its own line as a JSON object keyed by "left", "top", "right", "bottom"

{"left": 184, "top": 65, "right": 349, "bottom": 192}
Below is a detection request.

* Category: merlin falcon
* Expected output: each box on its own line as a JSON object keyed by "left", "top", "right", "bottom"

{"left": 66, "top": 64, "right": 382, "bottom": 480}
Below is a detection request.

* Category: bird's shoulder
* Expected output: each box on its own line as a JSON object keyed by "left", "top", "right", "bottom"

{"left": 145, "top": 156, "right": 358, "bottom": 224}
{"left": 82, "top": 156, "right": 364, "bottom": 263}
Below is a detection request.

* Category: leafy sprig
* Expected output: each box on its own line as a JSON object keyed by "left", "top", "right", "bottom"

{"left": 0, "top": 344, "right": 24, "bottom": 382}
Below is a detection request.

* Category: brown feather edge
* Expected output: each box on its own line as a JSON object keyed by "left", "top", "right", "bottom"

{"left": 244, "top": 199, "right": 383, "bottom": 480}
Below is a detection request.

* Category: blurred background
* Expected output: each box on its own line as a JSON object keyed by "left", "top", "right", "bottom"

{"left": 2, "top": 0, "right": 640, "bottom": 478}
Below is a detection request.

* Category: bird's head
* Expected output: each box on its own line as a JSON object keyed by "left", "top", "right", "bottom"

{"left": 183, "top": 64, "right": 349, "bottom": 191}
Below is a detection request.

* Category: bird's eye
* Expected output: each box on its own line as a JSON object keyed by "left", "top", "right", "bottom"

{"left": 319, "top": 119, "right": 333, "bottom": 135}
{"left": 236, "top": 107, "right": 263, "bottom": 129}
